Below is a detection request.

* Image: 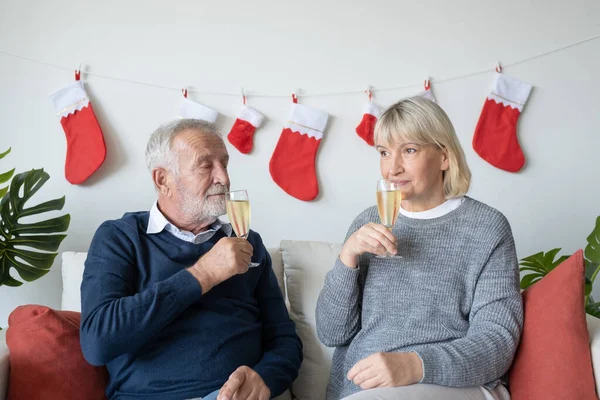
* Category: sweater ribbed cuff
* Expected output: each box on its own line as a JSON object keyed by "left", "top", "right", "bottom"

{"left": 413, "top": 348, "right": 441, "bottom": 385}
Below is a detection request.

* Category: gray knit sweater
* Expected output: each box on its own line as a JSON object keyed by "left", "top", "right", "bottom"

{"left": 315, "top": 197, "right": 523, "bottom": 400}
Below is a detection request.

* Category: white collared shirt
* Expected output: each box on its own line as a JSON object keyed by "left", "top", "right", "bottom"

{"left": 146, "top": 201, "right": 232, "bottom": 244}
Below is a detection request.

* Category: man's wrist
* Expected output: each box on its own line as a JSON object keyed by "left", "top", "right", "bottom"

{"left": 187, "top": 264, "right": 215, "bottom": 294}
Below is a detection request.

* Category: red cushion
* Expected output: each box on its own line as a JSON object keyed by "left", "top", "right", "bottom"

{"left": 509, "top": 250, "right": 598, "bottom": 400}
{"left": 6, "top": 305, "right": 108, "bottom": 400}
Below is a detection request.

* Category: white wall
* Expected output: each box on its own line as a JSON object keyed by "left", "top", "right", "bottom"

{"left": 1, "top": 0, "right": 599, "bottom": 327}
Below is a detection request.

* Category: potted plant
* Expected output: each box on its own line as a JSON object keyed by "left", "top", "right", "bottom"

{"left": 0, "top": 148, "right": 71, "bottom": 328}
{"left": 519, "top": 216, "right": 600, "bottom": 317}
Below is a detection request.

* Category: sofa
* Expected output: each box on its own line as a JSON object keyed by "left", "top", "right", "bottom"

{"left": 2, "top": 240, "right": 600, "bottom": 399}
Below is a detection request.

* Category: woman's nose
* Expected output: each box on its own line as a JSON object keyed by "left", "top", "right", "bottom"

{"left": 387, "top": 155, "right": 404, "bottom": 177}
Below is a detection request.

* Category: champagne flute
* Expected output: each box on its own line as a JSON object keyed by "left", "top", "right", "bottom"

{"left": 225, "top": 190, "right": 260, "bottom": 267}
{"left": 375, "top": 179, "right": 402, "bottom": 258}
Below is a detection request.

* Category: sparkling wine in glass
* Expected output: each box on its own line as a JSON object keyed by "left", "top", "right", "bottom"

{"left": 226, "top": 190, "right": 259, "bottom": 267}
{"left": 376, "top": 179, "right": 402, "bottom": 258}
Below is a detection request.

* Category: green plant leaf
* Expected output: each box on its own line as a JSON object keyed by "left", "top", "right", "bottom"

{"left": 585, "top": 216, "right": 600, "bottom": 265}
{"left": 0, "top": 148, "right": 13, "bottom": 200}
{"left": 586, "top": 277, "right": 593, "bottom": 297}
{"left": 518, "top": 261, "right": 547, "bottom": 272}
{"left": 520, "top": 273, "right": 543, "bottom": 290}
{"left": 587, "top": 300, "right": 600, "bottom": 309}
{"left": 586, "top": 259, "right": 600, "bottom": 285}
{"left": 9, "top": 234, "right": 67, "bottom": 252}
{"left": 520, "top": 251, "right": 546, "bottom": 264}
{"left": 586, "top": 300, "right": 600, "bottom": 318}
{"left": 0, "top": 168, "right": 70, "bottom": 287}
{"left": 519, "top": 248, "right": 567, "bottom": 288}
{"left": 519, "top": 266, "right": 546, "bottom": 274}
{"left": 0, "top": 168, "right": 15, "bottom": 185}
{"left": 543, "top": 248, "right": 562, "bottom": 269}
{"left": 518, "top": 261, "right": 544, "bottom": 269}
{"left": 0, "top": 148, "right": 11, "bottom": 160}
{"left": 18, "top": 197, "right": 66, "bottom": 218}
{"left": 555, "top": 255, "right": 569, "bottom": 266}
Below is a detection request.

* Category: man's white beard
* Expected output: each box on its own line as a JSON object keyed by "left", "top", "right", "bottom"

{"left": 177, "top": 181, "right": 228, "bottom": 223}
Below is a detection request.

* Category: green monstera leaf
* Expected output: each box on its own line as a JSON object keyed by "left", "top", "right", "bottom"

{"left": 518, "top": 248, "right": 569, "bottom": 290}
{"left": 585, "top": 217, "right": 600, "bottom": 269}
{"left": 584, "top": 217, "right": 600, "bottom": 303}
{"left": 0, "top": 168, "right": 70, "bottom": 287}
{"left": 0, "top": 148, "right": 15, "bottom": 199}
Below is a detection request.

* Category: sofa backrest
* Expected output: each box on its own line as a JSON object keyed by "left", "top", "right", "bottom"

{"left": 60, "top": 249, "right": 287, "bottom": 312}
{"left": 280, "top": 240, "right": 342, "bottom": 400}
{"left": 61, "top": 240, "right": 343, "bottom": 400}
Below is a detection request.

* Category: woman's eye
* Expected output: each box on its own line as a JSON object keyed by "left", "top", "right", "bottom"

{"left": 380, "top": 151, "right": 389, "bottom": 157}
{"left": 405, "top": 148, "right": 417, "bottom": 154}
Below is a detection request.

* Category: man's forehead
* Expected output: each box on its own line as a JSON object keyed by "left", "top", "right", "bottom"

{"left": 174, "top": 130, "right": 228, "bottom": 157}
{"left": 194, "top": 145, "right": 228, "bottom": 160}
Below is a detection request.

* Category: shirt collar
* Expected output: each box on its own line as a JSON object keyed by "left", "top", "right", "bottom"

{"left": 146, "top": 201, "right": 232, "bottom": 241}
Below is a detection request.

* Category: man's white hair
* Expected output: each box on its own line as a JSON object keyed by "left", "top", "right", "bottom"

{"left": 145, "top": 118, "right": 222, "bottom": 174}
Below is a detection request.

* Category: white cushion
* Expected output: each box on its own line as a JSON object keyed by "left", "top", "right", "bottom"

{"left": 267, "top": 247, "right": 286, "bottom": 300}
{"left": 281, "top": 240, "right": 342, "bottom": 400}
{"left": 0, "top": 329, "right": 8, "bottom": 400}
{"left": 587, "top": 313, "right": 600, "bottom": 396}
{"left": 61, "top": 252, "right": 87, "bottom": 312}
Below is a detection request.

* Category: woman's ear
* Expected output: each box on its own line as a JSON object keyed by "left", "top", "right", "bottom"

{"left": 440, "top": 149, "right": 450, "bottom": 171}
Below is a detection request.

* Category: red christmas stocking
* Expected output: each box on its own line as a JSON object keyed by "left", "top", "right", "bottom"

{"left": 269, "top": 103, "right": 329, "bottom": 201}
{"left": 473, "top": 72, "right": 532, "bottom": 172}
{"left": 355, "top": 102, "right": 382, "bottom": 146}
{"left": 227, "top": 105, "right": 265, "bottom": 154}
{"left": 49, "top": 76, "right": 106, "bottom": 184}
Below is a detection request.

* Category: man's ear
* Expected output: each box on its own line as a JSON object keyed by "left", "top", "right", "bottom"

{"left": 152, "top": 168, "right": 172, "bottom": 197}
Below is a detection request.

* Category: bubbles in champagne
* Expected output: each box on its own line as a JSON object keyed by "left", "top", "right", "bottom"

{"left": 376, "top": 189, "right": 401, "bottom": 228}
{"left": 226, "top": 200, "right": 251, "bottom": 238}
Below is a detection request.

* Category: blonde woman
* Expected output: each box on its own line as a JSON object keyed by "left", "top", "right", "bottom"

{"left": 316, "top": 97, "right": 523, "bottom": 400}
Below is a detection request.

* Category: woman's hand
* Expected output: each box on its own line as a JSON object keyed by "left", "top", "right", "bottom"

{"left": 347, "top": 352, "right": 423, "bottom": 389}
{"left": 339, "top": 223, "right": 397, "bottom": 268}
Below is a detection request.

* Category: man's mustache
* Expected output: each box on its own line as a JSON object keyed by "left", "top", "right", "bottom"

{"left": 205, "top": 185, "right": 229, "bottom": 196}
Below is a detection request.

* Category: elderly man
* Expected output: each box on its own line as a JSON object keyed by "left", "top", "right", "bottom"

{"left": 80, "top": 119, "right": 302, "bottom": 400}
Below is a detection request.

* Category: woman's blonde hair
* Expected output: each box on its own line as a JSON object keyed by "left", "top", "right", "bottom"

{"left": 374, "top": 96, "right": 471, "bottom": 198}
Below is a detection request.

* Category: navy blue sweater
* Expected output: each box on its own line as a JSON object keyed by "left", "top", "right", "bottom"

{"left": 80, "top": 212, "right": 302, "bottom": 399}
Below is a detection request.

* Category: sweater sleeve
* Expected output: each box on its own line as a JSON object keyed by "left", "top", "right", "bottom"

{"left": 80, "top": 221, "right": 203, "bottom": 366}
{"left": 315, "top": 215, "right": 370, "bottom": 347}
{"left": 414, "top": 227, "right": 524, "bottom": 387}
{"left": 251, "top": 235, "right": 303, "bottom": 398}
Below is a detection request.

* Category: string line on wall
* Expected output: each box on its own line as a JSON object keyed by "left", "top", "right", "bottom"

{"left": 0, "top": 32, "right": 599, "bottom": 99}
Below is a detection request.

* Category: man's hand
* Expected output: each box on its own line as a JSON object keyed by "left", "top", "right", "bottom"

{"left": 347, "top": 352, "right": 423, "bottom": 389}
{"left": 187, "top": 237, "right": 253, "bottom": 294}
{"left": 217, "top": 366, "right": 270, "bottom": 400}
